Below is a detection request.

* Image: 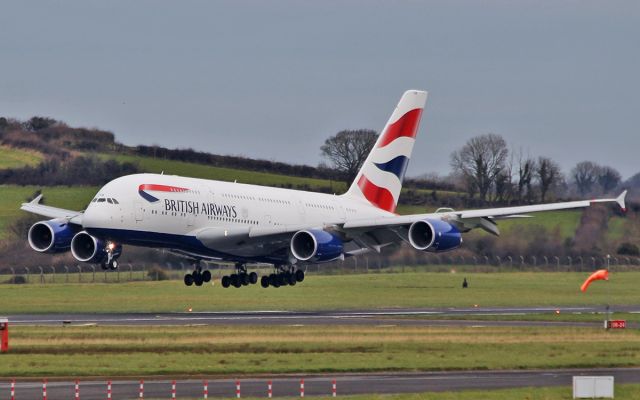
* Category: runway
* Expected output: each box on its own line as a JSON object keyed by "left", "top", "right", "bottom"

{"left": 6, "top": 305, "right": 640, "bottom": 327}
{"left": 2, "top": 368, "right": 640, "bottom": 399}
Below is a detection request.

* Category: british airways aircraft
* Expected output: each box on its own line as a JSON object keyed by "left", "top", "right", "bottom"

{"left": 21, "top": 90, "right": 627, "bottom": 289}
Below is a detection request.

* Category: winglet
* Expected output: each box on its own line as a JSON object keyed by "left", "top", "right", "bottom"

{"left": 29, "top": 194, "right": 43, "bottom": 205}
{"left": 617, "top": 190, "right": 627, "bottom": 212}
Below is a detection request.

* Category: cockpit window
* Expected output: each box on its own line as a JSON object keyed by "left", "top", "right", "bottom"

{"left": 97, "top": 198, "right": 106, "bottom": 203}
{"left": 112, "top": 199, "right": 119, "bottom": 204}
{"left": 107, "top": 198, "right": 113, "bottom": 204}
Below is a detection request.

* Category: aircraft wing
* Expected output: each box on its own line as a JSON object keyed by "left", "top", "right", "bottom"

{"left": 20, "top": 195, "right": 84, "bottom": 225}
{"left": 342, "top": 191, "right": 628, "bottom": 237}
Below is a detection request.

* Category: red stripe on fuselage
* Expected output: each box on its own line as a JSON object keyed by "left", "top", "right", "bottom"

{"left": 357, "top": 175, "right": 396, "bottom": 213}
{"left": 377, "top": 108, "right": 423, "bottom": 148}
{"left": 138, "top": 184, "right": 189, "bottom": 193}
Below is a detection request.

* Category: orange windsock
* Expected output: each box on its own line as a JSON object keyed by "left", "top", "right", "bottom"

{"left": 580, "top": 269, "right": 609, "bottom": 292}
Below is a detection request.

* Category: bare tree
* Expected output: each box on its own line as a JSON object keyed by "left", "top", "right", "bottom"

{"left": 320, "top": 129, "right": 378, "bottom": 183}
{"left": 450, "top": 134, "right": 509, "bottom": 202}
{"left": 514, "top": 150, "right": 535, "bottom": 203}
{"left": 571, "top": 161, "right": 599, "bottom": 196}
{"left": 536, "top": 156, "right": 562, "bottom": 202}
{"left": 597, "top": 165, "right": 621, "bottom": 194}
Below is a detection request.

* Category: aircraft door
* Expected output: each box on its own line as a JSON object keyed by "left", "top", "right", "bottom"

{"left": 333, "top": 200, "right": 346, "bottom": 222}
{"left": 295, "top": 198, "right": 306, "bottom": 222}
{"left": 262, "top": 214, "right": 273, "bottom": 227}
{"left": 134, "top": 202, "right": 144, "bottom": 222}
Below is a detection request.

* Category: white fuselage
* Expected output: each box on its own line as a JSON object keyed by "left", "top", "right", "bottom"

{"left": 82, "top": 173, "right": 393, "bottom": 263}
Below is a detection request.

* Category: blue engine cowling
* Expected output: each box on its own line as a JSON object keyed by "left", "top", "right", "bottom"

{"left": 28, "top": 219, "right": 79, "bottom": 253}
{"left": 71, "top": 231, "right": 122, "bottom": 263}
{"left": 290, "top": 229, "right": 344, "bottom": 262}
{"left": 408, "top": 219, "right": 462, "bottom": 252}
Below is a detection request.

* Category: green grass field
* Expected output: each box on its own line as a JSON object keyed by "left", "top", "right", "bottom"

{"left": 4, "top": 324, "right": 640, "bottom": 377}
{"left": 0, "top": 146, "right": 42, "bottom": 170}
{"left": 0, "top": 185, "right": 98, "bottom": 238}
{"left": 1, "top": 272, "right": 638, "bottom": 313}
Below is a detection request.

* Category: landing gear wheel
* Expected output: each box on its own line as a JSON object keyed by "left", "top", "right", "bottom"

{"left": 287, "top": 273, "right": 297, "bottom": 286}
{"left": 269, "top": 274, "right": 280, "bottom": 288}
{"left": 202, "top": 270, "right": 212, "bottom": 283}
{"left": 260, "top": 276, "right": 269, "bottom": 288}
{"left": 240, "top": 273, "right": 250, "bottom": 286}
{"left": 249, "top": 272, "right": 258, "bottom": 285}
{"left": 194, "top": 272, "right": 204, "bottom": 286}
{"left": 100, "top": 263, "right": 108, "bottom": 271}
{"left": 184, "top": 274, "right": 194, "bottom": 286}
{"left": 221, "top": 276, "right": 230, "bottom": 288}
{"left": 230, "top": 274, "right": 241, "bottom": 288}
{"left": 109, "top": 260, "right": 118, "bottom": 270}
{"left": 295, "top": 269, "right": 305, "bottom": 282}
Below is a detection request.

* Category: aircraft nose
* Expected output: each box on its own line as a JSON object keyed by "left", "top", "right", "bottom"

{"left": 82, "top": 203, "right": 102, "bottom": 229}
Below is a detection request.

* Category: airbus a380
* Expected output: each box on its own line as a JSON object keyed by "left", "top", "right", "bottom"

{"left": 22, "top": 90, "right": 627, "bottom": 289}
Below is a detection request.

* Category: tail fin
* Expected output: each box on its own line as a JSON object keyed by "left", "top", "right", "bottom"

{"left": 344, "top": 90, "right": 428, "bottom": 213}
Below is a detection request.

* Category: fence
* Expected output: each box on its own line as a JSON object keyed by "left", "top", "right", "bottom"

{"left": 1, "top": 378, "right": 338, "bottom": 399}
{"left": 1, "top": 255, "right": 639, "bottom": 285}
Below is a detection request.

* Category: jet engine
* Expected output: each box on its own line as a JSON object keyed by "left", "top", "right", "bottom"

{"left": 28, "top": 219, "right": 78, "bottom": 253}
{"left": 290, "top": 229, "right": 343, "bottom": 262}
{"left": 71, "top": 231, "right": 122, "bottom": 267}
{"left": 407, "top": 219, "right": 462, "bottom": 252}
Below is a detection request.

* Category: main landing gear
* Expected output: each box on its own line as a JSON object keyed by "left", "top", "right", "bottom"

{"left": 221, "top": 263, "right": 258, "bottom": 288}
{"left": 260, "top": 266, "right": 304, "bottom": 289}
{"left": 184, "top": 261, "right": 212, "bottom": 287}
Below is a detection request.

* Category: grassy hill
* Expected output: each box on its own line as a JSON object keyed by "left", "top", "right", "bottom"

{"left": 0, "top": 151, "right": 631, "bottom": 252}
{"left": 0, "top": 145, "right": 42, "bottom": 169}
{"left": 0, "top": 185, "right": 97, "bottom": 239}
{"left": 100, "top": 153, "right": 348, "bottom": 192}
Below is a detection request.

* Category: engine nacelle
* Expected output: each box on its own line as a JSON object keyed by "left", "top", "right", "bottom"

{"left": 290, "top": 229, "right": 344, "bottom": 262}
{"left": 28, "top": 219, "right": 78, "bottom": 253}
{"left": 71, "top": 231, "right": 122, "bottom": 264}
{"left": 408, "top": 219, "right": 462, "bottom": 252}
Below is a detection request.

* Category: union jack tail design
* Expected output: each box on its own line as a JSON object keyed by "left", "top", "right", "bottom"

{"left": 345, "top": 90, "right": 428, "bottom": 213}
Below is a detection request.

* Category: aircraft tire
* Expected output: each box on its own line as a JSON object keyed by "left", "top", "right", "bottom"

{"left": 269, "top": 274, "right": 280, "bottom": 288}
{"left": 194, "top": 273, "right": 204, "bottom": 286}
{"left": 241, "top": 273, "right": 250, "bottom": 286}
{"left": 231, "top": 274, "right": 242, "bottom": 288}
{"left": 260, "top": 276, "right": 269, "bottom": 288}
{"left": 184, "top": 274, "right": 194, "bottom": 286}
{"left": 249, "top": 272, "right": 258, "bottom": 285}
{"left": 202, "top": 270, "right": 212, "bottom": 283}
{"left": 287, "top": 273, "right": 297, "bottom": 286}
{"left": 295, "top": 269, "right": 305, "bottom": 282}
{"left": 221, "top": 276, "right": 230, "bottom": 288}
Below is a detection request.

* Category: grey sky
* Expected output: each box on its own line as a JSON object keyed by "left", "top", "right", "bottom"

{"left": 1, "top": 1, "right": 639, "bottom": 179}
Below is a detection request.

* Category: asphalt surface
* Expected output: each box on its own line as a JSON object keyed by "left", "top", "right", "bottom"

{"left": 5, "top": 305, "right": 640, "bottom": 327}
{"left": 2, "top": 368, "right": 639, "bottom": 399}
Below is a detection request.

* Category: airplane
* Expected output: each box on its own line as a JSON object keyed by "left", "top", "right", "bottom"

{"left": 21, "top": 90, "right": 627, "bottom": 289}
